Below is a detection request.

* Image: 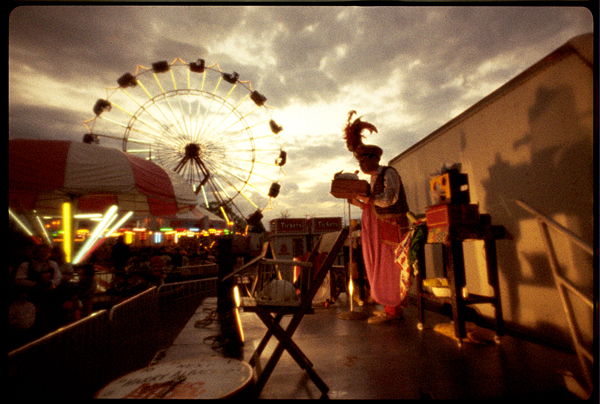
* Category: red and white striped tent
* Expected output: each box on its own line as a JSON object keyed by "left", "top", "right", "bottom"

{"left": 9, "top": 139, "right": 198, "bottom": 217}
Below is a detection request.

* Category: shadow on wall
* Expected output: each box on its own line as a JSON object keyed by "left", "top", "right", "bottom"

{"left": 481, "top": 84, "right": 593, "bottom": 347}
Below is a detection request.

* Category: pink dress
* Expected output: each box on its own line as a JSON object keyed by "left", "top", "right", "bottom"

{"left": 361, "top": 202, "right": 409, "bottom": 308}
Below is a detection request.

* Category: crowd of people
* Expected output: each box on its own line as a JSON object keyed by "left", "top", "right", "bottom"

{"left": 8, "top": 234, "right": 217, "bottom": 351}
{"left": 8, "top": 243, "right": 97, "bottom": 350}
{"left": 96, "top": 236, "right": 215, "bottom": 294}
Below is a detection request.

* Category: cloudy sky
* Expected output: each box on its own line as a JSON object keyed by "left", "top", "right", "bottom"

{"left": 8, "top": 4, "right": 594, "bottom": 226}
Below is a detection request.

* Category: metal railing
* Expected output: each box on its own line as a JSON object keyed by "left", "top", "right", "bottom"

{"left": 91, "top": 262, "right": 218, "bottom": 305}
{"left": 109, "top": 286, "right": 158, "bottom": 336}
{"left": 158, "top": 276, "right": 218, "bottom": 305}
{"left": 9, "top": 309, "right": 110, "bottom": 363}
{"left": 515, "top": 199, "right": 594, "bottom": 399}
{"left": 9, "top": 309, "right": 111, "bottom": 398}
{"left": 178, "top": 262, "right": 219, "bottom": 278}
{"left": 8, "top": 276, "right": 218, "bottom": 399}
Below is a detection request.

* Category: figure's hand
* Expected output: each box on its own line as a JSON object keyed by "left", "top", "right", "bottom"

{"left": 348, "top": 198, "right": 363, "bottom": 209}
{"left": 349, "top": 197, "right": 370, "bottom": 209}
{"left": 357, "top": 196, "right": 372, "bottom": 205}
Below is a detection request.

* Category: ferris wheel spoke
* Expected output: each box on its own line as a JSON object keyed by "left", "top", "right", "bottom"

{"left": 202, "top": 93, "right": 250, "bottom": 145}
{"left": 137, "top": 78, "right": 187, "bottom": 141}
{"left": 208, "top": 174, "right": 253, "bottom": 219}
{"left": 236, "top": 188, "right": 260, "bottom": 209}
{"left": 127, "top": 125, "right": 181, "bottom": 151}
{"left": 212, "top": 166, "right": 263, "bottom": 196}
{"left": 190, "top": 95, "right": 205, "bottom": 144}
{"left": 210, "top": 160, "right": 253, "bottom": 179}
{"left": 221, "top": 159, "right": 278, "bottom": 184}
{"left": 236, "top": 176, "right": 271, "bottom": 198}
{"left": 193, "top": 94, "right": 216, "bottom": 145}
{"left": 193, "top": 77, "right": 224, "bottom": 144}
{"left": 119, "top": 87, "right": 186, "bottom": 143}
{"left": 129, "top": 103, "right": 186, "bottom": 143}
{"left": 125, "top": 117, "right": 170, "bottom": 141}
{"left": 113, "top": 99, "right": 188, "bottom": 148}
{"left": 211, "top": 105, "right": 262, "bottom": 143}
{"left": 187, "top": 161, "right": 202, "bottom": 190}
{"left": 253, "top": 133, "right": 282, "bottom": 142}
{"left": 154, "top": 148, "right": 185, "bottom": 168}
{"left": 153, "top": 73, "right": 178, "bottom": 123}
{"left": 239, "top": 104, "right": 263, "bottom": 122}
{"left": 214, "top": 117, "right": 271, "bottom": 146}
{"left": 93, "top": 131, "right": 133, "bottom": 143}
{"left": 211, "top": 105, "right": 251, "bottom": 136}
{"left": 95, "top": 115, "right": 131, "bottom": 131}
{"left": 153, "top": 72, "right": 190, "bottom": 140}
{"left": 208, "top": 140, "right": 250, "bottom": 161}
{"left": 118, "top": 87, "right": 148, "bottom": 113}
{"left": 186, "top": 74, "right": 194, "bottom": 135}
{"left": 189, "top": 74, "right": 208, "bottom": 140}
{"left": 199, "top": 185, "right": 210, "bottom": 208}
{"left": 213, "top": 162, "right": 249, "bottom": 183}
{"left": 194, "top": 73, "right": 209, "bottom": 139}
{"left": 170, "top": 70, "right": 192, "bottom": 139}
{"left": 212, "top": 176, "right": 235, "bottom": 201}
{"left": 204, "top": 161, "right": 248, "bottom": 190}
{"left": 205, "top": 83, "right": 237, "bottom": 129}
{"left": 172, "top": 158, "right": 200, "bottom": 191}
{"left": 224, "top": 157, "right": 276, "bottom": 174}
{"left": 205, "top": 177, "right": 228, "bottom": 208}
{"left": 206, "top": 128, "right": 249, "bottom": 151}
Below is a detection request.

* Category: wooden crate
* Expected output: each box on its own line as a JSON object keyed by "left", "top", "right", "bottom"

{"left": 425, "top": 203, "right": 480, "bottom": 229}
{"left": 330, "top": 179, "right": 370, "bottom": 199}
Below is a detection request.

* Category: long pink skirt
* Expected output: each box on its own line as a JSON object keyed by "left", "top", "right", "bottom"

{"left": 361, "top": 203, "right": 408, "bottom": 308}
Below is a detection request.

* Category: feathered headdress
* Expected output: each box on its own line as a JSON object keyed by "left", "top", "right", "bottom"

{"left": 343, "top": 110, "right": 380, "bottom": 157}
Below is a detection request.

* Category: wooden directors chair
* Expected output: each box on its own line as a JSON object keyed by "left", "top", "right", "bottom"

{"left": 224, "top": 228, "right": 348, "bottom": 398}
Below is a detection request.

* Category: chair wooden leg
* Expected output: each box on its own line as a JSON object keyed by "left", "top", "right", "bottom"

{"left": 249, "top": 312, "right": 284, "bottom": 367}
{"left": 254, "top": 335, "right": 328, "bottom": 398}
{"left": 255, "top": 310, "right": 314, "bottom": 369}
{"left": 249, "top": 308, "right": 329, "bottom": 397}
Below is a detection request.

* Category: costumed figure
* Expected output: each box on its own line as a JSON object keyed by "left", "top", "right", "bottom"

{"left": 344, "top": 110, "right": 411, "bottom": 324}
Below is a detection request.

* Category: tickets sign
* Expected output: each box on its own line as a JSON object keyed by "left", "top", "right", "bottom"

{"left": 311, "top": 217, "right": 342, "bottom": 234}
{"left": 270, "top": 218, "right": 309, "bottom": 235}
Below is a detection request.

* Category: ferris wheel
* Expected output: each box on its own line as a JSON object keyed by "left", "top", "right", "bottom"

{"left": 84, "top": 58, "right": 286, "bottom": 225}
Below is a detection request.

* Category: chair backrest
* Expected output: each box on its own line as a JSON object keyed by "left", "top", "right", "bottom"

{"left": 256, "top": 229, "right": 349, "bottom": 307}
{"left": 298, "top": 229, "right": 348, "bottom": 307}
{"left": 222, "top": 229, "right": 348, "bottom": 308}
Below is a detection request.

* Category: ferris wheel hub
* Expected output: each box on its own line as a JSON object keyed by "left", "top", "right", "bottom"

{"left": 184, "top": 143, "right": 201, "bottom": 158}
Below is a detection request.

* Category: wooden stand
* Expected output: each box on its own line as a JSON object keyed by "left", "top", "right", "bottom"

{"left": 416, "top": 209, "right": 506, "bottom": 347}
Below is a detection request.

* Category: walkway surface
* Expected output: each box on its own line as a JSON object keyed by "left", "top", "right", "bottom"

{"left": 147, "top": 295, "right": 582, "bottom": 400}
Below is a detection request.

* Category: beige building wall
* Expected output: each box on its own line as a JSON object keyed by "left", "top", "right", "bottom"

{"left": 389, "top": 33, "right": 594, "bottom": 347}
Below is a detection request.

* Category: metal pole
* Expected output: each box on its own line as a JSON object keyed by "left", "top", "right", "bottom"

{"left": 348, "top": 200, "right": 354, "bottom": 312}
{"left": 337, "top": 200, "right": 367, "bottom": 320}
